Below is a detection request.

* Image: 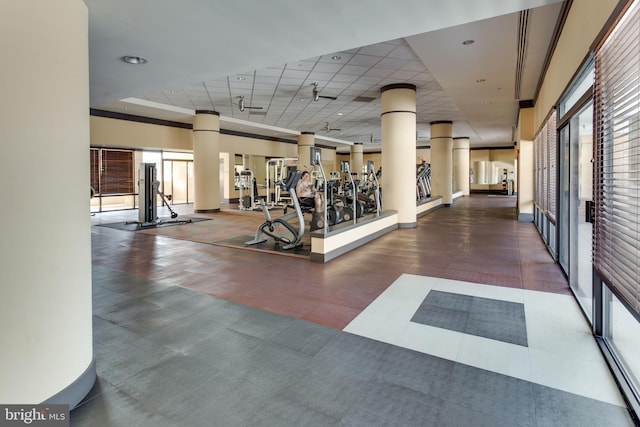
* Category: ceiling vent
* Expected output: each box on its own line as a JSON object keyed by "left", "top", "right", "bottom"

{"left": 515, "top": 9, "right": 530, "bottom": 100}
{"left": 352, "top": 96, "right": 377, "bottom": 103}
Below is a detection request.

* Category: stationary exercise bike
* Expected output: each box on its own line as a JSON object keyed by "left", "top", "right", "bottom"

{"left": 244, "top": 170, "right": 305, "bottom": 250}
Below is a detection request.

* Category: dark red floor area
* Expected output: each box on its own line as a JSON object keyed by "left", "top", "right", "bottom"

{"left": 92, "top": 195, "right": 568, "bottom": 329}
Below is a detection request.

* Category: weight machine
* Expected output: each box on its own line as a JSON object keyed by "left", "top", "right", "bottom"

{"left": 265, "top": 157, "right": 298, "bottom": 207}
{"left": 238, "top": 169, "right": 259, "bottom": 210}
{"left": 132, "top": 163, "right": 191, "bottom": 227}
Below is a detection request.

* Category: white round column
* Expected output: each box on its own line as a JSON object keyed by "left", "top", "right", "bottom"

{"left": 381, "top": 84, "right": 417, "bottom": 228}
{"left": 430, "top": 121, "right": 454, "bottom": 206}
{"left": 453, "top": 137, "right": 470, "bottom": 196}
{"left": 193, "top": 110, "right": 221, "bottom": 212}
{"left": 0, "top": 0, "right": 95, "bottom": 407}
{"left": 350, "top": 143, "right": 364, "bottom": 179}
{"left": 297, "top": 132, "right": 315, "bottom": 169}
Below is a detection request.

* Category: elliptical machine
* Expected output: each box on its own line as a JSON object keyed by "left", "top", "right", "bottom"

{"left": 245, "top": 170, "right": 305, "bottom": 250}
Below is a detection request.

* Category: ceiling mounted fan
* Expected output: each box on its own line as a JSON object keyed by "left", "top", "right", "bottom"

{"left": 237, "top": 96, "right": 263, "bottom": 112}
{"left": 311, "top": 83, "right": 338, "bottom": 102}
{"left": 322, "top": 122, "right": 341, "bottom": 132}
{"left": 365, "top": 135, "right": 381, "bottom": 144}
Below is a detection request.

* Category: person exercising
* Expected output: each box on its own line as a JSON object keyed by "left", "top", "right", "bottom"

{"left": 296, "top": 170, "right": 319, "bottom": 210}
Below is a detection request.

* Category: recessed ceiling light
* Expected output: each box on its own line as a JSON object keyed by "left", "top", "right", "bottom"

{"left": 331, "top": 55, "right": 341, "bottom": 60}
{"left": 122, "top": 55, "right": 147, "bottom": 64}
{"left": 236, "top": 76, "right": 245, "bottom": 80}
{"left": 338, "top": 112, "right": 343, "bottom": 116}
{"left": 462, "top": 40, "right": 475, "bottom": 45}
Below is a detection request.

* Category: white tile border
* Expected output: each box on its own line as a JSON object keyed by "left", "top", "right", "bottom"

{"left": 343, "top": 274, "right": 626, "bottom": 407}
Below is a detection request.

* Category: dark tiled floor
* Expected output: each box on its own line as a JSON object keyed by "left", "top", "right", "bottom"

{"left": 74, "top": 275, "right": 633, "bottom": 426}
{"left": 90, "top": 196, "right": 569, "bottom": 330}
{"left": 76, "top": 196, "right": 636, "bottom": 426}
{"left": 411, "top": 290, "right": 528, "bottom": 346}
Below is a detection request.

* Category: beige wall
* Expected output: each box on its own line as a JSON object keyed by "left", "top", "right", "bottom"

{"left": 534, "top": 0, "right": 619, "bottom": 129}
{"left": 90, "top": 116, "right": 343, "bottom": 200}
{"left": 90, "top": 115, "right": 301, "bottom": 158}
{"left": 90, "top": 116, "right": 193, "bottom": 151}
{"left": 470, "top": 149, "right": 516, "bottom": 190}
{"left": 517, "top": 108, "right": 535, "bottom": 219}
{"left": 521, "top": 0, "right": 619, "bottom": 218}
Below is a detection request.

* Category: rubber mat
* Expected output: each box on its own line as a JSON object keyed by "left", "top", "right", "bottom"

{"left": 411, "top": 290, "right": 528, "bottom": 346}
{"left": 97, "top": 217, "right": 211, "bottom": 231}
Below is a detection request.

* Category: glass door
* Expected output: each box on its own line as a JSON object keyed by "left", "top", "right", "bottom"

{"left": 569, "top": 103, "right": 593, "bottom": 320}
{"left": 162, "top": 159, "right": 193, "bottom": 204}
{"left": 558, "top": 125, "right": 570, "bottom": 274}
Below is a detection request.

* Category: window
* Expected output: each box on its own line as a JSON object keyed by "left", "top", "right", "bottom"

{"left": 594, "top": 0, "right": 640, "bottom": 317}
{"left": 100, "top": 149, "right": 135, "bottom": 195}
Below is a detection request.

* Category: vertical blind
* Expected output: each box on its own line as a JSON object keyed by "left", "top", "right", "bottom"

{"left": 594, "top": 0, "right": 640, "bottom": 314}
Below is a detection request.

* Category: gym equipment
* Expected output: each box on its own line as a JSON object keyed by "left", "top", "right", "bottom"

{"left": 131, "top": 163, "right": 188, "bottom": 227}
{"left": 265, "top": 157, "right": 298, "bottom": 207}
{"left": 322, "top": 179, "right": 345, "bottom": 225}
{"left": 416, "top": 160, "right": 431, "bottom": 201}
{"left": 338, "top": 161, "right": 357, "bottom": 225}
{"left": 309, "top": 146, "right": 329, "bottom": 232}
{"left": 245, "top": 170, "right": 305, "bottom": 250}
{"left": 238, "top": 169, "right": 259, "bottom": 210}
{"left": 358, "top": 161, "right": 382, "bottom": 216}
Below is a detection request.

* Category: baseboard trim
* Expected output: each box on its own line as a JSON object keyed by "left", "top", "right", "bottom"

{"left": 44, "top": 357, "right": 96, "bottom": 410}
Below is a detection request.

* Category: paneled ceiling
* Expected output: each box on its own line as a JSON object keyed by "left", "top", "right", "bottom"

{"left": 85, "top": 0, "right": 565, "bottom": 152}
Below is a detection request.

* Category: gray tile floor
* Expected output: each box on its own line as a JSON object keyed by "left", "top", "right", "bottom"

{"left": 71, "top": 266, "right": 636, "bottom": 426}
{"left": 411, "top": 290, "right": 528, "bottom": 346}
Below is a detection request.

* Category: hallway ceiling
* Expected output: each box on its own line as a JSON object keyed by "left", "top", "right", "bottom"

{"left": 85, "top": 0, "right": 565, "bottom": 152}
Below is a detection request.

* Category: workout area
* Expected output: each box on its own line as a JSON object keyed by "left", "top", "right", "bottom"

{"left": 4, "top": 1, "right": 640, "bottom": 426}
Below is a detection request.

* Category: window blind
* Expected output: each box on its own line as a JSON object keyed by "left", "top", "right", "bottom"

{"left": 535, "top": 126, "right": 544, "bottom": 209}
{"left": 90, "top": 148, "right": 99, "bottom": 195}
{"left": 546, "top": 112, "right": 557, "bottom": 221}
{"left": 100, "top": 149, "right": 135, "bottom": 195}
{"left": 594, "top": 0, "right": 640, "bottom": 314}
{"left": 534, "top": 110, "right": 557, "bottom": 220}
